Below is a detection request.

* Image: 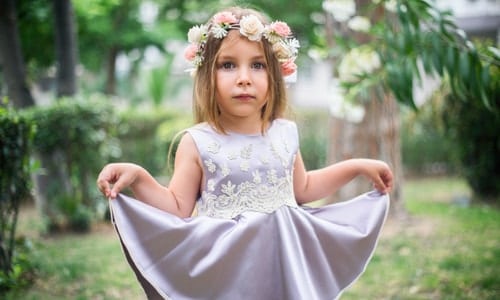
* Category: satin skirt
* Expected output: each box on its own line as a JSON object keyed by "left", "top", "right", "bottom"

{"left": 110, "top": 191, "right": 389, "bottom": 300}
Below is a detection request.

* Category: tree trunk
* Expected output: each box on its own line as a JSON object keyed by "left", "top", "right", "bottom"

{"left": 105, "top": 46, "right": 118, "bottom": 94}
{"left": 325, "top": 0, "right": 406, "bottom": 218}
{"left": 328, "top": 93, "right": 405, "bottom": 218}
{"left": 53, "top": 0, "right": 78, "bottom": 97}
{"left": 0, "top": 0, "right": 35, "bottom": 108}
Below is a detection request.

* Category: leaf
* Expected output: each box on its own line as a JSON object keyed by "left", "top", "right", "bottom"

{"left": 446, "top": 46, "right": 458, "bottom": 74}
{"left": 459, "top": 51, "right": 471, "bottom": 84}
{"left": 481, "top": 65, "right": 491, "bottom": 88}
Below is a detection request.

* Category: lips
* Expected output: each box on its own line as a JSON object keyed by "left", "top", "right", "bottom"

{"left": 234, "top": 94, "right": 255, "bottom": 101}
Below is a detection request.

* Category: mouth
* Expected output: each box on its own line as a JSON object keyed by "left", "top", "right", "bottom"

{"left": 233, "top": 94, "right": 255, "bottom": 101}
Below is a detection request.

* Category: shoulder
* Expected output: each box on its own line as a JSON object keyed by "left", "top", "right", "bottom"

{"left": 271, "top": 118, "right": 299, "bottom": 137}
{"left": 176, "top": 132, "right": 198, "bottom": 156}
{"left": 270, "top": 118, "right": 300, "bottom": 151}
{"left": 185, "top": 122, "right": 215, "bottom": 142}
{"left": 272, "top": 118, "right": 298, "bottom": 131}
{"left": 185, "top": 122, "right": 213, "bottom": 135}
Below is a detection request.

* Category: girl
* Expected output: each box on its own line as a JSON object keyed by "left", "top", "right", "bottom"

{"left": 97, "top": 6, "right": 393, "bottom": 300}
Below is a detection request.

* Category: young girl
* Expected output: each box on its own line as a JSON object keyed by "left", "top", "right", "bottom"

{"left": 97, "top": 6, "right": 393, "bottom": 300}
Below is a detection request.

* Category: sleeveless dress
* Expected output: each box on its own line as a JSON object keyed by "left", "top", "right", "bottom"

{"left": 110, "top": 119, "right": 389, "bottom": 300}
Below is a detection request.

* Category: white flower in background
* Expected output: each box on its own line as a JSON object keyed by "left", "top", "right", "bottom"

{"left": 347, "top": 16, "right": 371, "bottom": 32}
{"left": 384, "top": 0, "right": 398, "bottom": 12}
{"left": 322, "top": 0, "right": 356, "bottom": 22}
{"left": 338, "top": 46, "right": 381, "bottom": 83}
{"left": 372, "top": 0, "right": 397, "bottom": 12}
{"left": 329, "top": 79, "right": 366, "bottom": 123}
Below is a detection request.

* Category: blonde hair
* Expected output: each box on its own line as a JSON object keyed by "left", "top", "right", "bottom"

{"left": 192, "top": 6, "right": 289, "bottom": 134}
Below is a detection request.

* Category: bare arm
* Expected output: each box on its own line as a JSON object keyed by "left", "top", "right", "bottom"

{"left": 96, "top": 133, "right": 202, "bottom": 218}
{"left": 293, "top": 152, "right": 393, "bottom": 204}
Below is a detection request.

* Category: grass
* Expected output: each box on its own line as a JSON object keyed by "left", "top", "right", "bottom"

{"left": 4, "top": 210, "right": 143, "bottom": 299}
{"left": 4, "top": 177, "right": 500, "bottom": 299}
{"left": 342, "top": 177, "right": 500, "bottom": 300}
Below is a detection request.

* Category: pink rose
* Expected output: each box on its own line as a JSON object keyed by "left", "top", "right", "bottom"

{"left": 281, "top": 59, "right": 297, "bottom": 76}
{"left": 213, "top": 12, "right": 237, "bottom": 25}
{"left": 184, "top": 44, "right": 198, "bottom": 61}
{"left": 270, "top": 21, "right": 291, "bottom": 37}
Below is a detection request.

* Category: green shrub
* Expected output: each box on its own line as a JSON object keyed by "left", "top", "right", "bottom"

{"left": 295, "top": 110, "right": 329, "bottom": 170}
{"left": 442, "top": 65, "right": 500, "bottom": 202}
{"left": 155, "top": 115, "right": 194, "bottom": 177}
{"left": 401, "top": 104, "right": 459, "bottom": 176}
{"left": 0, "top": 104, "right": 36, "bottom": 292}
{"left": 0, "top": 237, "right": 38, "bottom": 293}
{"left": 23, "top": 95, "right": 119, "bottom": 232}
{"left": 116, "top": 108, "right": 192, "bottom": 177}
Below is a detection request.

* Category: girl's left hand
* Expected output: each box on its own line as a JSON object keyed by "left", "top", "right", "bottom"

{"left": 362, "top": 160, "right": 394, "bottom": 194}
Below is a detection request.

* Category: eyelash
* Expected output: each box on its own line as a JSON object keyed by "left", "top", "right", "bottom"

{"left": 218, "top": 61, "right": 267, "bottom": 70}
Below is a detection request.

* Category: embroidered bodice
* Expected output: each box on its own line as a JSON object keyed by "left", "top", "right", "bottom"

{"left": 186, "top": 119, "right": 299, "bottom": 219}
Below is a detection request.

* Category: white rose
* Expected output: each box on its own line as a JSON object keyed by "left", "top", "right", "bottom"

{"left": 187, "top": 25, "right": 207, "bottom": 44}
{"left": 272, "top": 42, "right": 292, "bottom": 62}
{"left": 239, "top": 15, "right": 265, "bottom": 41}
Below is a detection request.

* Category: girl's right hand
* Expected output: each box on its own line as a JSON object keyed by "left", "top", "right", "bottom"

{"left": 96, "top": 163, "right": 142, "bottom": 199}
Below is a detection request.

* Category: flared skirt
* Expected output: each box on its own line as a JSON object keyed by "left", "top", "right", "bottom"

{"left": 110, "top": 191, "right": 389, "bottom": 300}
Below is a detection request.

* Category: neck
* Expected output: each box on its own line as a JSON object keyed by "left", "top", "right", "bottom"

{"left": 219, "top": 115, "right": 264, "bottom": 135}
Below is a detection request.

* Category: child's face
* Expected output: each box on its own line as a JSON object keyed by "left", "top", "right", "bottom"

{"left": 215, "top": 31, "right": 269, "bottom": 127}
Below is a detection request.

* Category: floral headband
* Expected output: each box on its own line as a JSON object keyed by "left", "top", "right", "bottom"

{"left": 184, "top": 12, "right": 300, "bottom": 77}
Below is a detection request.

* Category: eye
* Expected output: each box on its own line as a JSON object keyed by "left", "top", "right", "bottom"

{"left": 252, "top": 62, "right": 266, "bottom": 69}
{"left": 219, "top": 62, "right": 235, "bottom": 69}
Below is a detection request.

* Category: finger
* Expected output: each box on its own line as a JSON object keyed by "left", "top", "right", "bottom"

{"left": 381, "top": 171, "right": 394, "bottom": 192}
{"left": 96, "top": 177, "right": 112, "bottom": 198}
{"left": 373, "top": 177, "right": 389, "bottom": 194}
{"left": 96, "top": 166, "right": 119, "bottom": 198}
{"left": 109, "top": 176, "right": 130, "bottom": 199}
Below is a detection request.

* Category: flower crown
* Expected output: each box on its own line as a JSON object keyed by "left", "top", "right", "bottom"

{"left": 184, "top": 12, "right": 300, "bottom": 77}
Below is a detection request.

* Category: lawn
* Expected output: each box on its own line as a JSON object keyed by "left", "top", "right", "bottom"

{"left": 4, "top": 177, "right": 500, "bottom": 299}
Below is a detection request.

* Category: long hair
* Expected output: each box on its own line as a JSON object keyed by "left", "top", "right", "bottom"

{"left": 192, "top": 6, "right": 289, "bottom": 134}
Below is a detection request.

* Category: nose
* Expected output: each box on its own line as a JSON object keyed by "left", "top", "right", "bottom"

{"left": 236, "top": 67, "right": 251, "bottom": 86}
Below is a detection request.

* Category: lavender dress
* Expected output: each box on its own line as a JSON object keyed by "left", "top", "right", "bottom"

{"left": 110, "top": 119, "right": 389, "bottom": 300}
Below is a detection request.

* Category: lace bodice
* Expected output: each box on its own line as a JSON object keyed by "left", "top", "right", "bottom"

{"left": 186, "top": 119, "right": 299, "bottom": 219}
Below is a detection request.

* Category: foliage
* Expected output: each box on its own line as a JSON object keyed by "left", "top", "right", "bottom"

{"left": 73, "top": 0, "right": 167, "bottom": 71}
{"left": 0, "top": 237, "right": 38, "bottom": 294}
{"left": 400, "top": 102, "right": 459, "bottom": 176}
{"left": 23, "top": 95, "right": 119, "bottom": 232}
{"left": 442, "top": 65, "right": 500, "bottom": 202}
{"left": 0, "top": 102, "right": 35, "bottom": 292}
{"left": 321, "top": 0, "right": 498, "bottom": 111}
{"left": 155, "top": 114, "right": 195, "bottom": 176}
{"left": 116, "top": 108, "right": 192, "bottom": 178}
{"left": 16, "top": 0, "right": 54, "bottom": 75}
{"left": 295, "top": 110, "right": 329, "bottom": 170}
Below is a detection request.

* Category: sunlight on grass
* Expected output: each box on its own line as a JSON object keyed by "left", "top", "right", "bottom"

{"left": 342, "top": 177, "right": 500, "bottom": 300}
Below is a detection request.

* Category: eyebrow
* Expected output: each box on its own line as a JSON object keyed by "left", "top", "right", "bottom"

{"left": 217, "top": 54, "right": 266, "bottom": 61}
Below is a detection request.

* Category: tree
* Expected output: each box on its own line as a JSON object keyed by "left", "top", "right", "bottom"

{"left": 0, "top": 0, "right": 35, "bottom": 108}
{"left": 73, "top": 0, "right": 169, "bottom": 95}
{"left": 53, "top": 0, "right": 78, "bottom": 97}
{"left": 321, "top": 0, "right": 498, "bottom": 205}
{"left": 0, "top": 107, "right": 34, "bottom": 289}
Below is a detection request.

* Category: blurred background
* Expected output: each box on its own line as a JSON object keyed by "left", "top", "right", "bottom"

{"left": 1, "top": 0, "right": 499, "bottom": 299}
